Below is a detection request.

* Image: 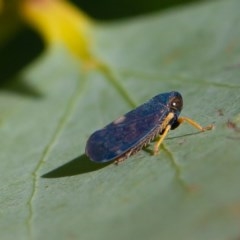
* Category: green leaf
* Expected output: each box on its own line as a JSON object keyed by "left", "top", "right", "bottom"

{"left": 1, "top": 1, "right": 240, "bottom": 240}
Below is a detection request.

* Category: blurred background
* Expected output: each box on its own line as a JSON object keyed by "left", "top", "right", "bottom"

{"left": 0, "top": 0, "right": 205, "bottom": 93}
{"left": 71, "top": 0, "right": 203, "bottom": 19}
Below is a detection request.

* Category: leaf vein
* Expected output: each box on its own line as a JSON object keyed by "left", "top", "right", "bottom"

{"left": 26, "top": 77, "right": 87, "bottom": 238}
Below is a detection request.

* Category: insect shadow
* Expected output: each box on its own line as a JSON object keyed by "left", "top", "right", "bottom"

{"left": 41, "top": 154, "right": 111, "bottom": 178}
{"left": 42, "top": 130, "right": 208, "bottom": 178}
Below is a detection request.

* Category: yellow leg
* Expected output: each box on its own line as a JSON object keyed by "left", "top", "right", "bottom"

{"left": 153, "top": 124, "right": 171, "bottom": 155}
{"left": 178, "top": 117, "right": 214, "bottom": 131}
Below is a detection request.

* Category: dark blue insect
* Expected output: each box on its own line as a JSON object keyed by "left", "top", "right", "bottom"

{"left": 85, "top": 91, "right": 213, "bottom": 164}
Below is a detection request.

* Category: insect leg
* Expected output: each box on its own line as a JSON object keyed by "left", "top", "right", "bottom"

{"left": 178, "top": 117, "right": 213, "bottom": 131}
{"left": 153, "top": 124, "right": 171, "bottom": 155}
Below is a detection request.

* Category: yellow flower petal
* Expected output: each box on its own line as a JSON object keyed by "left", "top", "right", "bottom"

{"left": 20, "top": 0, "right": 94, "bottom": 64}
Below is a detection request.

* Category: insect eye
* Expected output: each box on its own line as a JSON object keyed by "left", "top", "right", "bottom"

{"left": 172, "top": 102, "right": 177, "bottom": 107}
{"left": 170, "top": 97, "right": 183, "bottom": 111}
{"left": 170, "top": 101, "right": 178, "bottom": 110}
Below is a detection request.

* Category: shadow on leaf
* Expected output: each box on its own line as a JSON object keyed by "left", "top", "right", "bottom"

{"left": 42, "top": 154, "right": 111, "bottom": 178}
{"left": 42, "top": 131, "right": 212, "bottom": 178}
{"left": 0, "top": 27, "right": 44, "bottom": 97}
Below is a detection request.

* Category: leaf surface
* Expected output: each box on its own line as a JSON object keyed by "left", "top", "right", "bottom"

{"left": 1, "top": 1, "right": 240, "bottom": 240}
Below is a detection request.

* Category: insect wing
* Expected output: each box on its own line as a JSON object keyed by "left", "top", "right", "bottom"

{"left": 86, "top": 104, "right": 169, "bottom": 163}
